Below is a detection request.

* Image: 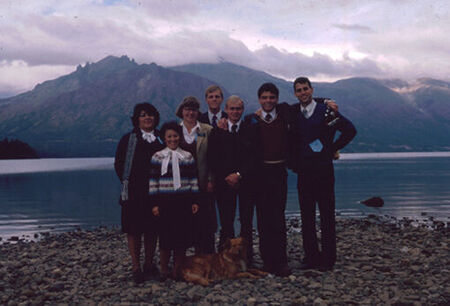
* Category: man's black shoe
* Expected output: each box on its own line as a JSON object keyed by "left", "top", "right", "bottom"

{"left": 274, "top": 264, "right": 292, "bottom": 277}
{"left": 143, "top": 263, "right": 160, "bottom": 280}
{"left": 318, "top": 264, "right": 334, "bottom": 272}
{"left": 262, "top": 264, "right": 275, "bottom": 273}
{"left": 132, "top": 269, "right": 144, "bottom": 284}
{"left": 299, "top": 259, "right": 320, "bottom": 270}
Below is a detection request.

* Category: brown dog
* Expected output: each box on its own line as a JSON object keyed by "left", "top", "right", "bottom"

{"left": 181, "top": 237, "right": 267, "bottom": 286}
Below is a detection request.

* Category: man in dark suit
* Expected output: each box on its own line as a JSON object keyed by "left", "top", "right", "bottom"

{"left": 289, "top": 76, "right": 356, "bottom": 271}
{"left": 199, "top": 85, "right": 228, "bottom": 127}
{"left": 208, "top": 95, "right": 256, "bottom": 264}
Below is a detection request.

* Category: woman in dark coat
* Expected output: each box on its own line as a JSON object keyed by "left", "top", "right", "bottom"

{"left": 114, "top": 103, "right": 164, "bottom": 283}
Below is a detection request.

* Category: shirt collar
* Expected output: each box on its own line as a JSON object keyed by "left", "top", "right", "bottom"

{"left": 261, "top": 108, "right": 277, "bottom": 122}
{"left": 181, "top": 121, "right": 201, "bottom": 144}
{"left": 141, "top": 129, "right": 154, "bottom": 136}
{"left": 227, "top": 120, "right": 241, "bottom": 132}
{"left": 300, "top": 100, "right": 317, "bottom": 118}
{"left": 181, "top": 121, "right": 201, "bottom": 134}
{"left": 140, "top": 129, "right": 156, "bottom": 142}
{"left": 161, "top": 146, "right": 185, "bottom": 156}
{"left": 208, "top": 110, "right": 222, "bottom": 123}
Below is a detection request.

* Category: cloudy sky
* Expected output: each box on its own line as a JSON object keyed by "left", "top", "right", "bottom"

{"left": 0, "top": 0, "right": 449, "bottom": 97}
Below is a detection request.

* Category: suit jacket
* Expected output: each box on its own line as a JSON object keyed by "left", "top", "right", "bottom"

{"left": 180, "top": 121, "right": 213, "bottom": 191}
{"left": 208, "top": 123, "right": 255, "bottom": 189}
{"left": 114, "top": 128, "right": 164, "bottom": 201}
{"left": 199, "top": 110, "right": 228, "bottom": 125}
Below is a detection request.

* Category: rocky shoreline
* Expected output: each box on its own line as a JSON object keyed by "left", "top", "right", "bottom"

{"left": 1, "top": 216, "right": 449, "bottom": 305}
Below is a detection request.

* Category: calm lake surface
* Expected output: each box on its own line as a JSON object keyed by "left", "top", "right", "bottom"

{"left": 1, "top": 152, "right": 449, "bottom": 241}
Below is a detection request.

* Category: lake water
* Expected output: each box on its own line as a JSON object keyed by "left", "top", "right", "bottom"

{"left": 1, "top": 152, "right": 449, "bottom": 241}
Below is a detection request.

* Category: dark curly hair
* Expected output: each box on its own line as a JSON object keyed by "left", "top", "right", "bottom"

{"left": 257, "top": 82, "right": 279, "bottom": 98}
{"left": 160, "top": 121, "right": 183, "bottom": 143}
{"left": 130, "top": 102, "right": 160, "bottom": 128}
{"left": 293, "top": 77, "right": 312, "bottom": 90}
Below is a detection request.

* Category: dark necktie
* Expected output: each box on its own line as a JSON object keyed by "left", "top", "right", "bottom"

{"left": 212, "top": 115, "right": 218, "bottom": 127}
{"left": 302, "top": 109, "right": 308, "bottom": 118}
{"left": 265, "top": 113, "right": 272, "bottom": 122}
{"left": 231, "top": 124, "right": 238, "bottom": 133}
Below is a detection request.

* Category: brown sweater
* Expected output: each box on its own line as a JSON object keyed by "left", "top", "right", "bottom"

{"left": 259, "top": 116, "right": 288, "bottom": 162}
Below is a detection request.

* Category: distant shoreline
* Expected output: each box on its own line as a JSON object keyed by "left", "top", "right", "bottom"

{"left": 1, "top": 208, "right": 450, "bottom": 244}
{"left": 339, "top": 151, "right": 450, "bottom": 160}
{"left": 1, "top": 151, "right": 450, "bottom": 176}
{"left": 0, "top": 216, "right": 448, "bottom": 304}
{"left": 1, "top": 213, "right": 447, "bottom": 244}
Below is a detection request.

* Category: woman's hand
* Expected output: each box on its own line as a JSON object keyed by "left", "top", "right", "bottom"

{"left": 152, "top": 206, "right": 160, "bottom": 216}
{"left": 192, "top": 204, "right": 199, "bottom": 214}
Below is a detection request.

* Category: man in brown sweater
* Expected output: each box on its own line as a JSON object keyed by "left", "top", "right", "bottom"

{"left": 241, "top": 83, "right": 292, "bottom": 276}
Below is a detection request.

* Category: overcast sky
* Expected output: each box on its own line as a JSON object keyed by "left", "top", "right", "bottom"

{"left": 1, "top": 0, "right": 449, "bottom": 97}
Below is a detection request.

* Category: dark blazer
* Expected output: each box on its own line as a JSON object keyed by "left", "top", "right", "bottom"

{"left": 199, "top": 110, "right": 228, "bottom": 125}
{"left": 114, "top": 128, "right": 164, "bottom": 201}
{"left": 208, "top": 123, "right": 254, "bottom": 188}
{"left": 288, "top": 102, "right": 356, "bottom": 173}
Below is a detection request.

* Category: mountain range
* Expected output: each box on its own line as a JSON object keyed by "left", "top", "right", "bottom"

{"left": 0, "top": 55, "right": 449, "bottom": 157}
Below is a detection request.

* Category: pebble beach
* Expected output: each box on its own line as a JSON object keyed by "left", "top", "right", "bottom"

{"left": 0, "top": 216, "right": 449, "bottom": 305}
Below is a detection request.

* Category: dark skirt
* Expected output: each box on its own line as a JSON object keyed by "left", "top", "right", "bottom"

{"left": 121, "top": 194, "right": 158, "bottom": 235}
{"left": 158, "top": 194, "right": 194, "bottom": 251}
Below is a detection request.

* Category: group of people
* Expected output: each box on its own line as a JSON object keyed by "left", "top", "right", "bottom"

{"left": 114, "top": 77, "right": 357, "bottom": 284}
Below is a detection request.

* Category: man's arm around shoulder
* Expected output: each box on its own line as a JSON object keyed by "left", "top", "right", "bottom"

{"left": 333, "top": 114, "right": 357, "bottom": 152}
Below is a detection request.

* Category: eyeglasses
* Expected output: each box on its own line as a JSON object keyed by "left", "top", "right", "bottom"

{"left": 139, "top": 113, "right": 154, "bottom": 118}
{"left": 183, "top": 107, "right": 199, "bottom": 112}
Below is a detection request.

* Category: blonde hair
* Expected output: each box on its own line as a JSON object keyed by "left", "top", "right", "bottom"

{"left": 225, "top": 95, "right": 244, "bottom": 108}
{"left": 204, "top": 85, "right": 223, "bottom": 99}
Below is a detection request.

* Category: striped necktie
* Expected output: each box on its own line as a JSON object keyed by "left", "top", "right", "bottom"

{"left": 302, "top": 108, "right": 308, "bottom": 118}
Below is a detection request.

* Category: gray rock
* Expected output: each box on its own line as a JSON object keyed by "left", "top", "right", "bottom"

{"left": 0, "top": 218, "right": 448, "bottom": 305}
{"left": 49, "top": 282, "right": 65, "bottom": 292}
{"left": 313, "top": 297, "right": 327, "bottom": 305}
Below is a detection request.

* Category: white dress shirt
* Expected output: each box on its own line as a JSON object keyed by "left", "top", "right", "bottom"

{"left": 261, "top": 109, "right": 277, "bottom": 123}
{"left": 227, "top": 120, "right": 241, "bottom": 132}
{"left": 208, "top": 110, "right": 223, "bottom": 125}
{"left": 181, "top": 121, "right": 201, "bottom": 144}
{"left": 300, "top": 100, "right": 317, "bottom": 119}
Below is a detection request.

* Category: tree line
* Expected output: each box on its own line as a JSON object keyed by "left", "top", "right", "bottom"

{"left": 0, "top": 138, "right": 38, "bottom": 159}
